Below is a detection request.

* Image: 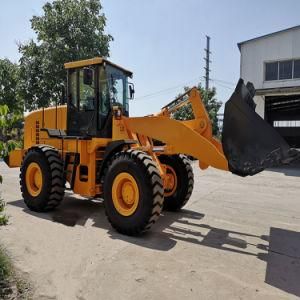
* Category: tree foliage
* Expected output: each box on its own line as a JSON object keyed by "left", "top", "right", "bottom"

{"left": 0, "top": 59, "right": 22, "bottom": 113}
{"left": 0, "top": 105, "right": 22, "bottom": 226}
{"left": 173, "top": 83, "right": 222, "bottom": 136}
{"left": 0, "top": 105, "right": 22, "bottom": 183}
{"left": 19, "top": 0, "right": 113, "bottom": 111}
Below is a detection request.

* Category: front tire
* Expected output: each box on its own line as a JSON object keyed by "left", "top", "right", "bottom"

{"left": 159, "top": 155, "right": 194, "bottom": 211}
{"left": 103, "top": 150, "right": 164, "bottom": 235}
{"left": 20, "top": 145, "right": 65, "bottom": 212}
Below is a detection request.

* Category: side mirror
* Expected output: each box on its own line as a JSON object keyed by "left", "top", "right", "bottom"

{"left": 129, "top": 83, "right": 135, "bottom": 100}
{"left": 83, "top": 68, "right": 93, "bottom": 86}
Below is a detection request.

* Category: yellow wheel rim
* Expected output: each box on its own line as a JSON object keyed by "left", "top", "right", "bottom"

{"left": 25, "top": 162, "right": 43, "bottom": 197}
{"left": 164, "top": 165, "right": 177, "bottom": 197}
{"left": 112, "top": 172, "right": 139, "bottom": 216}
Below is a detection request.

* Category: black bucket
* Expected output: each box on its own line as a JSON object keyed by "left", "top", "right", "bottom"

{"left": 222, "top": 79, "right": 300, "bottom": 177}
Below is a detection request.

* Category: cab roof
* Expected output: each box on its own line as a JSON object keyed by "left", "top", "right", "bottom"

{"left": 64, "top": 57, "right": 133, "bottom": 77}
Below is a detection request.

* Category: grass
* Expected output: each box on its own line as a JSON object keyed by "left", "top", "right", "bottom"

{"left": 0, "top": 248, "right": 31, "bottom": 299}
{"left": 0, "top": 179, "right": 30, "bottom": 298}
{"left": 0, "top": 195, "right": 27, "bottom": 300}
{"left": 0, "top": 195, "right": 9, "bottom": 226}
{"left": 0, "top": 196, "right": 30, "bottom": 298}
{"left": 0, "top": 213, "right": 9, "bottom": 226}
{"left": 0, "top": 247, "right": 13, "bottom": 299}
{"left": 0, "top": 248, "right": 12, "bottom": 282}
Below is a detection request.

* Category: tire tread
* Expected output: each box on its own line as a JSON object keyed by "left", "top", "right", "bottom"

{"left": 104, "top": 150, "right": 164, "bottom": 235}
{"left": 20, "top": 145, "right": 65, "bottom": 212}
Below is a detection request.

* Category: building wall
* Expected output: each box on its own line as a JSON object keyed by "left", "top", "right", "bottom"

{"left": 240, "top": 27, "right": 300, "bottom": 90}
{"left": 253, "top": 95, "right": 265, "bottom": 118}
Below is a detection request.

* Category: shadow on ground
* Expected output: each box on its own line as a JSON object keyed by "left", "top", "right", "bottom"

{"left": 9, "top": 195, "right": 300, "bottom": 297}
{"left": 267, "top": 163, "right": 300, "bottom": 177}
{"left": 258, "top": 227, "right": 300, "bottom": 297}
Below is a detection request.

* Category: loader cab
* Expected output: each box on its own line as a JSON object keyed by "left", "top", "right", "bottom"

{"left": 65, "top": 57, "right": 133, "bottom": 138}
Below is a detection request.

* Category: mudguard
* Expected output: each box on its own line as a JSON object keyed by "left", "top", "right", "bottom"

{"left": 222, "top": 79, "right": 299, "bottom": 176}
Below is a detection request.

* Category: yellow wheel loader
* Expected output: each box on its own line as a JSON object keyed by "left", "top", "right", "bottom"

{"left": 5, "top": 57, "right": 299, "bottom": 235}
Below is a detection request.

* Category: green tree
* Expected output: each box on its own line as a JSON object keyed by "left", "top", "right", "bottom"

{"left": 0, "top": 105, "right": 22, "bottom": 225}
{"left": 0, "top": 104, "right": 22, "bottom": 176}
{"left": 19, "top": 0, "right": 113, "bottom": 111}
{"left": 173, "top": 83, "right": 222, "bottom": 136}
{"left": 0, "top": 59, "right": 22, "bottom": 113}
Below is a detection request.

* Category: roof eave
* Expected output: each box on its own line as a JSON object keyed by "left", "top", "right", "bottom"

{"left": 237, "top": 25, "right": 300, "bottom": 52}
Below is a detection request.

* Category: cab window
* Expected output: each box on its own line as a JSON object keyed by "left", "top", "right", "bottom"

{"left": 79, "top": 67, "right": 95, "bottom": 111}
{"left": 69, "top": 70, "right": 78, "bottom": 107}
{"left": 106, "top": 65, "right": 129, "bottom": 116}
{"left": 99, "top": 66, "right": 110, "bottom": 115}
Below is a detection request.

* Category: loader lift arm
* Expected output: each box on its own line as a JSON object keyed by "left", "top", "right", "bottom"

{"left": 123, "top": 87, "right": 229, "bottom": 172}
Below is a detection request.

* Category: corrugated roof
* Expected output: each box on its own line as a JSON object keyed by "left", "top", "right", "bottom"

{"left": 237, "top": 25, "right": 300, "bottom": 51}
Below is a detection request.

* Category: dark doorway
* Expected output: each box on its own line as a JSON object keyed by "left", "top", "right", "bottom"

{"left": 265, "top": 94, "right": 300, "bottom": 148}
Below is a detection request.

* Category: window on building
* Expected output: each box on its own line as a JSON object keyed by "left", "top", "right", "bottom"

{"left": 279, "top": 60, "right": 293, "bottom": 80}
{"left": 294, "top": 60, "right": 300, "bottom": 79}
{"left": 265, "top": 62, "right": 278, "bottom": 81}
{"left": 265, "top": 59, "right": 300, "bottom": 81}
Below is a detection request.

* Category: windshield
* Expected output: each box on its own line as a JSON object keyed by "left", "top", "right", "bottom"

{"left": 106, "top": 65, "right": 129, "bottom": 115}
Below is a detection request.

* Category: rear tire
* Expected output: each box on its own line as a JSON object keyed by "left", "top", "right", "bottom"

{"left": 159, "top": 155, "right": 194, "bottom": 211}
{"left": 103, "top": 150, "right": 164, "bottom": 235}
{"left": 20, "top": 145, "right": 65, "bottom": 212}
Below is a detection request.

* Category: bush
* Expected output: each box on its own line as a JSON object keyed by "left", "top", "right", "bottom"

{"left": 0, "top": 104, "right": 21, "bottom": 227}
{"left": 0, "top": 195, "right": 9, "bottom": 226}
{"left": 0, "top": 248, "right": 12, "bottom": 283}
{"left": 0, "top": 247, "right": 13, "bottom": 299}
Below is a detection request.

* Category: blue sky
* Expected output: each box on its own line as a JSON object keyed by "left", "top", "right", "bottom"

{"left": 1, "top": 0, "right": 300, "bottom": 116}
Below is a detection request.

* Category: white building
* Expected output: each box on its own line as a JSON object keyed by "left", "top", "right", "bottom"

{"left": 238, "top": 25, "right": 300, "bottom": 147}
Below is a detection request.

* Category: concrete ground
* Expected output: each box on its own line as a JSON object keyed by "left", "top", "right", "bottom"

{"left": 0, "top": 161, "right": 300, "bottom": 300}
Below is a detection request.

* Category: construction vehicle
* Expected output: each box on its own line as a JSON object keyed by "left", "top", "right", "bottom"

{"left": 5, "top": 57, "right": 299, "bottom": 235}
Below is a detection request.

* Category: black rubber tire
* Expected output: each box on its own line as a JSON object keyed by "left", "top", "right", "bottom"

{"left": 20, "top": 145, "right": 65, "bottom": 212}
{"left": 103, "top": 149, "right": 164, "bottom": 235}
{"left": 159, "top": 155, "right": 194, "bottom": 211}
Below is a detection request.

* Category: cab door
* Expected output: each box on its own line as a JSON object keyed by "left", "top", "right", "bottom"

{"left": 67, "top": 67, "right": 97, "bottom": 137}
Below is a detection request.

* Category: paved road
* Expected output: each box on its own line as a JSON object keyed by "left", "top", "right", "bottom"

{"left": 0, "top": 162, "right": 300, "bottom": 300}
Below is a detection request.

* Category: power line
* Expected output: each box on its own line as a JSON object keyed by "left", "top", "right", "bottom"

{"left": 210, "top": 78, "right": 236, "bottom": 86}
{"left": 134, "top": 77, "right": 205, "bottom": 101}
{"left": 133, "top": 75, "right": 236, "bottom": 103}
{"left": 211, "top": 80, "right": 234, "bottom": 90}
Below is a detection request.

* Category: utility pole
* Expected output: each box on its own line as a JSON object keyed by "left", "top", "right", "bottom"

{"left": 204, "top": 35, "right": 211, "bottom": 91}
